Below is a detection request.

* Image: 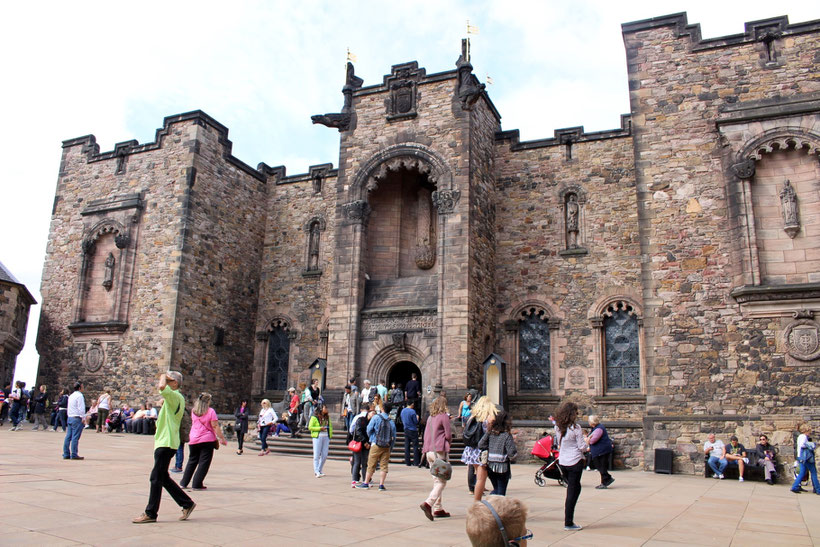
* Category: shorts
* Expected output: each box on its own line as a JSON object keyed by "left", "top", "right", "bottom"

{"left": 367, "top": 444, "right": 391, "bottom": 475}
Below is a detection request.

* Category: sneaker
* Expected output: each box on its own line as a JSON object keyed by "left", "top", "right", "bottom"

{"left": 713, "top": 474, "right": 720, "bottom": 479}
{"left": 765, "top": 478, "right": 773, "bottom": 485}
{"left": 318, "top": 472, "right": 326, "bottom": 478}
{"left": 420, "top": 502, "right": 434, "bottom": 521}
{"left": 171, "top": 467, "right": 183, "bottom": 473}
{"left": 564, "top": 524, "right": 583, "bottom": 531}
{"left": 595, "top": 484, "right": 608, "bottom": 489}
{"left": 738, "top": 477, "right": 744, "bottom": 482}
{"left": 378, "top": 484, "right": 386, "bottom": 491}
{"left": 743, "top": 457, "right": 749, "bottom": 464}
{"left": 603, "top": 477, "right": 615, "bottom": 487}
{"left": 71, "top": 456, "right": 85, "bottom": 460}
{"left": 132, "top": 513, "right": 156, "bottom": 524}
{"left": 718, "top": 474, "right": 725, "bottom": 479}
{"left": 192, "top": 486, "right": 207, "bottom": 491}
{"left": 356, "top": 482, "right": 370, "bottom": 489}
{"left": 179, "top": 502, "right": 196, "bottom": 521}
{"left": 433, "top": 510, "right": 451, "bottom": 518}
{"left": 351, "top": 481, "right": 358, "bottom": 488}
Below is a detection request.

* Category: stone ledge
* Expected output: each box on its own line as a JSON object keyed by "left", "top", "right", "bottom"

{"left": 730, "top": 282, "right": 820, "bottom": 303}
{"left": 558, "top": 247, "right": 589, "bottom": 258}
{"left": 68, "top": 321, "right": 129, "bottom": 335}
{"left": 301, "top": 269, "right": 323, "bottom": 278}
{"left": 594, "top": 394, "right": 646, "bottom": 404}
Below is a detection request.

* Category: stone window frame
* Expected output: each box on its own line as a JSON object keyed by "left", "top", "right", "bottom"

{"left": 503, "top": 302, "right": 560, "bottom": 395}
{"left": 70, "top": 194, "right": 143, "bottom": 337}
{"left": 302, "top": 216, "right": 326, "bottom": 277}
{"left": 260, "top": 317, "right": 298, "bottom": 392}
{"left": 557, "top": 185, "right": 588, "bottom": 257}
{"left": 590, "top": 296, "right": 646, "bottom": 396}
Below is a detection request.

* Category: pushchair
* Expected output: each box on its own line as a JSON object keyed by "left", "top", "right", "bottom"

{"left": 106, "top": 409, "right": 123, "bottom": 433}
{"left": 532, "top": 433, "right": 566, "bottom": 487}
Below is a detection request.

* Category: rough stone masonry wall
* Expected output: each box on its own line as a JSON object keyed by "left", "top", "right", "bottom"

{"left": 493, "top": 134, "right": 641, "bottom": 402}
{"left": 467, "top": 98, "right": 500, "bottom": 389}
{"left": 169, "top": 121, "right": 267, "bottom": 412}
{"left": 254, "top": 172, "right": 337, "bottom": 393}
{"left": 624, "top": 16, "right": 820, "bottom": 468}
{"left": 0, "top": 283, "right": 31, "bottom": 384}
{"left": 37, "top": 122, "right": 196, "bottom": 405}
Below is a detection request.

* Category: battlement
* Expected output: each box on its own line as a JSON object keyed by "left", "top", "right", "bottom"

{"left": 496, "top": 114, "right": 632, "bottom": 151}
{"left": 61, "top": 110, "right": 267, "bottom": 182}
{"left": 622, "top": 12, "right": 820, "bottom": 51}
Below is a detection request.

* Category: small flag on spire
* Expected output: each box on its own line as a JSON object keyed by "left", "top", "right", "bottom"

{"left": 347, "top": 48, "right": 357, "bottom": 63}
{"left": 486, "top": 74, "right": 494, "bottom": 85}
{"left": 466, "top": 20, "right": 479, "bottom": 35}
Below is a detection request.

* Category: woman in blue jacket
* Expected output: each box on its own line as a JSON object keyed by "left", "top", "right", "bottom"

{"left": 586, "top": 415, "right": 614, "bottom": 489}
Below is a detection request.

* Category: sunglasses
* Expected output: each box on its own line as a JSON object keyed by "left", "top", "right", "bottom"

{"left": 509, "top": 530, "right": 533, "bottom": 546}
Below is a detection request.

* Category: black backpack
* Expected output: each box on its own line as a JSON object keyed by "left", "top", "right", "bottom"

{"left": 463, "top": 417, "right": 484, "bottom": 448}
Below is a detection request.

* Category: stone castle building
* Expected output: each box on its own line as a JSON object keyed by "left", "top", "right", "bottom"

{"left": 36, "top": 12, "right": 819, "bottom": 471}
{"left": 1, "top": 261, "right": 36, "bottom": 385}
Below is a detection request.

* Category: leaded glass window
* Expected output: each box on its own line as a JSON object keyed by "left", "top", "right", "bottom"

{"left": 604, "top": 302, "right": 640, "bottom": 390}
{"left": 518, "top": 308, "right": 550, "bottom": 390}
{"left": 265, "top": 326, "right": 290, "bottom": 391}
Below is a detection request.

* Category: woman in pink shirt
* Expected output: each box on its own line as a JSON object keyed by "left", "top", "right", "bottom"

{"left": 419, "top": 396, "right": 452, "bottom": 520}
{"left": 180, "top": 393, "right": 227, "bottom": 490}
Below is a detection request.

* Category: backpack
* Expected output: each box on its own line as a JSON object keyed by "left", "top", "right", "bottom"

{"left": 463, "top": 417, "right": 484, "bottom": 448}
{"left": 374, "top": 414, "right": 393, "bottom": 448}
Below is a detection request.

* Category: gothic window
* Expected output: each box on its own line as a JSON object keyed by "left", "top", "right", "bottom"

{"left": 518, "top": 307, "right": 551, "bottom": 391}
{"left": 265, "top": 326, "right": 290, "bottom": 391}
{"left": 603, "top": 302, "right": 640, "bottom": 390}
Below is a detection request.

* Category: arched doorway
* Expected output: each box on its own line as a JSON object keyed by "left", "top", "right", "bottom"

{"left": 387, "top": 360, "right": 421, "bottom": 393}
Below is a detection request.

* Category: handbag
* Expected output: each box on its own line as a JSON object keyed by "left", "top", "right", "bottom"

{"left": 348, "top": 440, "right": 362, "bottom": 453}
{"left": 430, "top": 458, "right": 453, "bottom": 481}
{"left": 479, "top": 449, "right": 489, "bottom": 465}
{"left": 211, "top": 439, "right": 220, "bottom": 450}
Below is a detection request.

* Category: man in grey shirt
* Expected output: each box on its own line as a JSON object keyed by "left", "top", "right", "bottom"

{"left": 704, "top": 433, "right": 727, "bottom": 478}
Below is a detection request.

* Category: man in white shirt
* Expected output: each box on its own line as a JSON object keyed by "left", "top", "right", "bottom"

{"left": 360, "top": 380, "right": 375, "bottom": 406}
{"left": 63, "top": 382, "right": 86, "bottom": 460}
{"left": 704, "top": 433, "right": 727, "bottom": 479}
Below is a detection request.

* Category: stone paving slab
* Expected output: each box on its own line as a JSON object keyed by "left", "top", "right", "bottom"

{"left": 0, "top": 427, "right": 817, "bottom": 546}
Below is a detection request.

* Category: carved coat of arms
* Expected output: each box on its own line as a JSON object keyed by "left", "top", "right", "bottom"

{"left": 784, "top": 312, "right": 820, "bottom": 362}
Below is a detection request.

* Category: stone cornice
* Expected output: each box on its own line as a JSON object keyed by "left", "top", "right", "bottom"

{"left": 360, "top": 306, "right": 437, "bottom": 319}
{"left": 730, "top": 282, "right": 820, "bottom": 304}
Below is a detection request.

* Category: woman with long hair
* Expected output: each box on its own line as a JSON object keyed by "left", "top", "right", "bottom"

{"left": 180, "top": 393, "right": 227, "bottom": 490}
{"left": 477, "top": 410, "right": 517, "bottom": 495}
{"left": 309, "top": 404, "right": 333, "bottom": 477}
{"left": 554, "top": 401, "right": 587, "bottom": 531}
{"left": 257, "top": 399, "right": 276, "bottom": 456}
{"left": 420, "top": 396, "right": 452, "bottom": 520}
{"left": 234, "top": 399, "right": 249, "bottom": 455}
{"left": 350, "top": 404, "right": 372, "bottom": 487}
{"left": 372, "top": 393, "right": 384, "bottom": 414}
{"left": 470, "top": 396, "right": 500, "bottom": 501}
{"left": 458, "top": 392, "right": 474, "bottom": 428}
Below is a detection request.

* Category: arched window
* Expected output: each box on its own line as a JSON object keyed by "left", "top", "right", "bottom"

{"left": 518, "top": 307, "right": 551, "bottom": 391}
{"left": 603, "top": 301, "right": 640, "bottom": 390}
{"left": 265, "top": 324, "right": 291, "bottom": 391}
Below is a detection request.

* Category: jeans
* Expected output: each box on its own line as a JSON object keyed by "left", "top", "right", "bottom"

{"left": 237, "top": 427, "right": 245, "bottom": 451}
{"left": 181, "top": 442, "right": 215, "bottom": 489}
{"left": 488, "top": 468, "right": 511, "bottom": 495}
{"left": 559, "top": 460, "right": 584, "bottom": 527}
{"left": 10, "top": 402, "right": 24, "bottom": 427}
{"left": 404, "top": 429, "right": 420, "bottom": 465}
{"left": 592, "top": 453, "right": 613, "bottom": 485}
{"left": 175, "top": 443, "right": 185, "bottom": 470}
{"left": 56, "top": 409, "right": 67, "bottom": 431}
{"left": 708, "top": 456, "right": 728, "bottom": 476}
{"left": 352, "top": 447, "right": 369, "bottom": 482}
{"left": 63, "top": 416, "right": 84, "bottom": 458}
{"left": 146, "top": 447, "right": 193, "bottom": 518}
{"left": 792, "top": 459, "right": 820, "bottom": 493}
{"left": 344, "top": 412, "right": 353, "bottom": 433}
{"left": 259, "top": 425, "right": 272, "bottom": 450}
{"left": 313, "top": 434, "right": 329, "bottom": 474}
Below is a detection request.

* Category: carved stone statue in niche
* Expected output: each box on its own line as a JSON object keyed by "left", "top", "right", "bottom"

{"left": 566, "top": 193, "right": 580, "bottom": 249}
{"left": 414, "top": 188, "right": 435, "bottom": 269}
{"left": 308, "top": 222, "right": 321, "bottom": 271}
{"left": 780, "top": 180, "right": 800, "bottom": 238}
{"left": 102, "top": 253, "right": 115, "bottom": 291}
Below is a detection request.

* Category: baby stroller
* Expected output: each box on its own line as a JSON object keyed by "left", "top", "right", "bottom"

{"left": 532, "top": 433, "right": 566, "bottom": 487}
{"left": 106, "top": 409, "right": 123, "bottom": 433}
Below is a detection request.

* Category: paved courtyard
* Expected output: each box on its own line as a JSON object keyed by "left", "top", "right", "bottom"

{"left": 0, "top": 428, "right": 817, "bottom": 546}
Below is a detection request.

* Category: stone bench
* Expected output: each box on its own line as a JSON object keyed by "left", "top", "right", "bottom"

{"left": 703, "top": 451, "right": 783, "bottom": 482}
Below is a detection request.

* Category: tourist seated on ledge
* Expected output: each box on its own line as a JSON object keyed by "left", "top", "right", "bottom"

{"left": 755, "top": 434, "right": 778, "bottom": 485}
{"left": 724, "top": 436, "right": 749, "bottom": 481}
{"left": 126, "top": 404, "right": 147, "bottom": 432}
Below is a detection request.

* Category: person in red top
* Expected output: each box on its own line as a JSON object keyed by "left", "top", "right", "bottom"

{"left": 420, "top": 396, "right": 452, "bottom": 520}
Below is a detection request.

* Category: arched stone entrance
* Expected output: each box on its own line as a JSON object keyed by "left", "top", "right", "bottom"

{"left": 387, "top": 360, "right": 421, "bottom": 391}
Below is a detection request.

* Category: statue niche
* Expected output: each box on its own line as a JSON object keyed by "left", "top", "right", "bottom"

{"left": 779, "top": 180, "right": 800, "bottom": 238}
{"left": 565, "top": 193, "right": 580, "bottom": 249}
{"left": 414, "top": 188, "right": 435, "bottom": 269}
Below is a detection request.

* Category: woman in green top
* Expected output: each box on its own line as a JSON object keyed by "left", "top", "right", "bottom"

{"left": 309, "top": 405, "right": 333, "bottom": 478}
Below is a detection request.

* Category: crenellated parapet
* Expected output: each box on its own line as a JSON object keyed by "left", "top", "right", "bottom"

{"left": 495, "top": 114, "right": 632, "bottom": 152}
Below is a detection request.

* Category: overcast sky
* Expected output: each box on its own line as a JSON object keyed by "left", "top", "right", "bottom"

{"left": 2, "top": 1, "right": 816, "bottom": 386}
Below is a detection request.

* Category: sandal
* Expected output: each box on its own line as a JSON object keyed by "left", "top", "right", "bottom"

{"left": 236, "top": 450, "right": 243, "bottom": 455}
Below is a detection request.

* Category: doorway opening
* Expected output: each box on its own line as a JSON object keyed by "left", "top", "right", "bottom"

{"left": 387, "top": 360, "right": 421, "bottom": 392}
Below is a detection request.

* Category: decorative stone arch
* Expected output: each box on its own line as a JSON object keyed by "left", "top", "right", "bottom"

{"left": 83, "top": 218, "right": 129, "bottom": 252}
{"left": 589, "top": 295, "right": 646, "bottom": 396}
{"left": 727, "top": 127, "right": 820, "bottom": 292}
{"left": 503, "top": 301, "right": 561, "bottom": 394}
{"left": 256, "top": 313, "right": 302, "bottom": 392}
{"left": 349, "top": 143, "right": 455, "bottom": 201}
{"left": 367, "top": 334, "right": 433, "bottom": 388}
{"left": 303, "top": 215, "right": 326, "bottom": 275}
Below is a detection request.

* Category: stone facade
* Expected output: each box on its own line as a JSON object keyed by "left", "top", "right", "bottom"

{"left": 0, "top": 262, "right": 36, "bottom": 385}
{"left": 36, "top": 12, "right": 820, "bottom": 471}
